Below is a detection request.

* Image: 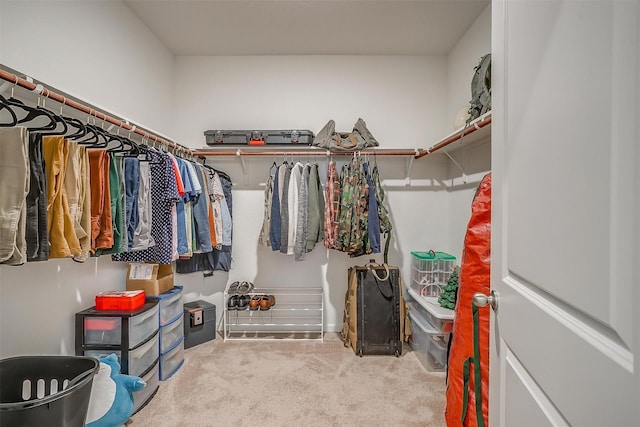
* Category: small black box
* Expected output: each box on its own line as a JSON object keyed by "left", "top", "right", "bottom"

{"left": 183, "top": 300, "right": 216, "bottom": 349}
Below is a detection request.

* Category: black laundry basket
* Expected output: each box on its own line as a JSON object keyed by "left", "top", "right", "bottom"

{"left": 0, "top": 355, "right": 99, "bottom": 427}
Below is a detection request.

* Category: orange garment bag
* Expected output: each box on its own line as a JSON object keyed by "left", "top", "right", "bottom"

{"left": 445, "top": 173, "right": 491, "bottom": 427}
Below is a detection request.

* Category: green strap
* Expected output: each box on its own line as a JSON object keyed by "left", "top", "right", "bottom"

{"left": 462, "top": 357, "right": 472, "bottom": 422}
{"left": 461, "top": 303, "right": 485, "bottom": 427}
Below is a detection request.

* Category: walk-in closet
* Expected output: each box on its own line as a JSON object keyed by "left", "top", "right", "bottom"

{"left": 1, "top": 1, "right": 638, "bottom": 426}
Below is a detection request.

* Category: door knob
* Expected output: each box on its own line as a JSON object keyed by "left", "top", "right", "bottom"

{"left": 472, "top": 290, "right": 499, "bottom": 311}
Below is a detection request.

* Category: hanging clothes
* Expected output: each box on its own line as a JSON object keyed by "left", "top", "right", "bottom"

{"left": 95, "top": 154, "right": 126, "bottom": 256}
{"left": 44, "top": 136, "right": 82, "bottom": 258}
{"left": 190, "top": 163, "right": 213, "bottom": 253}
{"left": 279, "top": 163, "right": 292, "bottom": 254}
{"left": 260, "top": 161, "right": 325, "bottom": 261}
{"left": 363, "top": 162, "right": 380, "bottom": 254}
{"left": 324, "top": 160, "right": 340, "bottom": 250}
{"left": 258, "top": 166, "right": 274, "bottom": 247}
{"left": 123, "top": 157, "right": 140, "bottom": 252}
{"left": 64, "top": 142, "right": 91, "bottom": 260}
{"left": 287, "top": 162, "right": 303, "bottom": 255}
{"left": 0, "top": 127, "right": 30, "bottom": 265}
{"left": 294, "top": 164, "right": 310, "bottom": 261}
{"left": 26, "top": 133, "right": 49, "bottom": 262}
{"left": 130, "top": 160, "right": 155, "bottom": 251}
{"left": 88, "top": 149, "right": 113, "bottom": 253}
{"left": 175, "top": 167, "right": 233, "bottom": 275}
{"left": 306, "top": 163, "right": 324, "bottom": 252}
{"left": 269, "top": 163, "right": 282, "bottom": 251}
{"left": 112, "top": 149, "right": 179, "bottom": 264}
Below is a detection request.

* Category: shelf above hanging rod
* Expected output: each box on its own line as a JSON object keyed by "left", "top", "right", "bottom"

{"left": 193, "top": 113, "right": 491, "bottom": 160}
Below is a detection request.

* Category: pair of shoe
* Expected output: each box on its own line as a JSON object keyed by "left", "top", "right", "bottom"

{"left": 227, "top": 281, "right": 254, "bottom": 294}
{"left": 227, "top": 294, "right": 250, "bottom": 310}
{"left": 248, "top": 295, "right": 276, "bottom": 311}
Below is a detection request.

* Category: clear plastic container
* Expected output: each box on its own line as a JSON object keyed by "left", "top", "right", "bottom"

{"left": 147, "top": 286, "right": 184, "bottom": 326}
{"left": 160, "top": 314, "right": 184, "bottom": 353}
{"left": 132, "top": 360, "right": 159, "bottom": 414}
{"left": 82, "top": 303, "right": 159, "bottom": 348}
{"left": 83, "top": 332, "right": 159, "bottom": 378}
{"left": 409, "top": 300, "right": 454, "bottom": 334}
{"left": 410, "top": 251, "right": 456, "bottom": 298}
{"left": 408, "top": 310, "right": 449, "bottom": 372}
{"left": 159, "top": 337, "right": 185, "bottom": 381}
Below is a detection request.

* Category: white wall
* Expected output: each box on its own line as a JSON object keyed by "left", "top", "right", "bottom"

{"left": 446, "top": 4, "right": 492, "bottom": 132}
{"left": 0, "top": 0, "right": 175, "bottom": 137}
{"left": 444, "top": 4, "right": 492, "bottom": 262}
{"left": 0, "top": 0, "right": 174, "bottom": 357}
{"left": 173, "top": 55, "right": 453, "bottom": 332}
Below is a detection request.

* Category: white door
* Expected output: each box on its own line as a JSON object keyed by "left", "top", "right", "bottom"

{"left": 490, "top": 1, "right": 640, "bottom": 426}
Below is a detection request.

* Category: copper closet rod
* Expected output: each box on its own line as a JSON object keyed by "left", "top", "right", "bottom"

{"left": 0, "top": 69, "right": 192, "bottom": 155}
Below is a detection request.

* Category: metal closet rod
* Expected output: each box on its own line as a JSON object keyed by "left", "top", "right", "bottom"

{"left": 192, "top": 148, "right": 423, "bottom": 157}
{"left": 0, "top": 69, "right": 193, "bottom": 156}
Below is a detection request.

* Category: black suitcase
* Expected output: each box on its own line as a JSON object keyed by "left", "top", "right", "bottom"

{"left": 343, "top": 262, "right": 409, "bottom": 357}
{"left": 204, "top": 129, "right": 314, "bottom": 146}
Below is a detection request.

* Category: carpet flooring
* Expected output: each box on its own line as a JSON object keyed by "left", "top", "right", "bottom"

{"left": 128, "top": 333, "right": 447, "bottom": 427}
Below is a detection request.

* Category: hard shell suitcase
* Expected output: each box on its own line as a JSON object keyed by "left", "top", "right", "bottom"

{"left": 342, "top": 261, "right": 410, "bottom": 357}
{"left": 204, "top": 129, "right": 314, "bottom": 146}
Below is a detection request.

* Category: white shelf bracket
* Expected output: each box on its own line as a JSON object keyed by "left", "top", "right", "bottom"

{"left": 236, "top": 149, "right": 246, "bottom": 174}
{"left": 444, "top": 151, "right": 467, "bottom": 184}
{"left": 405, "top": 153, "right": 416, "bottom": 186}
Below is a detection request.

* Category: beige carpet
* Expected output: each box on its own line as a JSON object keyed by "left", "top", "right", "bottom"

{"left": 129, "top": 333, "right": 446, "bottom": 427}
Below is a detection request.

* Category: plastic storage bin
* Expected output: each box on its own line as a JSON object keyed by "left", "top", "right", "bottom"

{"left": 79, "top": 301, "right": 159, "bottom": 348}
{"left": 132, "top": 359, "right": 159, "bottom": 414}
{"left": 159, "top": 337, "right": 185, "bottom": 381}
{"left": 0, "top": 356, "right": 99, "bottom": 427}
{"left": 409, "top": 300, "right": 454, "bottom": 334}
{"left": 95, "top": 290, "right": 145, "bottom": 311}
{"left": 83, "top": 332, "right": 159, "bottom": 378}
{"left": 146, "top": 286, "right": 184, "bottom": 326}
{"left": 409, "top": 310, "right": 449, "bottom": 372}
{"left": 160, "top": 314, "right": 184, "bottom": 353}
{"left": 410, "top": 251, "right": 456, "bottom": 297}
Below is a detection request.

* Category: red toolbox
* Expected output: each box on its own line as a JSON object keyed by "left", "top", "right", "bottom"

{"left": 95, "top": 290, "right": 146, "bottom": 311}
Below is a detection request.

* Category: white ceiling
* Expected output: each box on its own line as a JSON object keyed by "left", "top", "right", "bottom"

{"left": 123, "top": 0, "right": 489, "bottom": 56}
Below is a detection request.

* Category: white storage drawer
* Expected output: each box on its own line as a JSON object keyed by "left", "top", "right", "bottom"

{"left": 409, "top": 300, "right": 454, "bottom": 334}
{"left": 81, "top": 302, "right": 159, "bottom": 348}
{"left": 84, "top": 332, "right": 159, "bottom": 377}
{"left": 133, "top": 359, "right": 159, "bottom": 414}
{"left": 160, "top": 314, "right": 184, "bottom": 353}
{"left": 128, "top": 332, "right": 160, "bottom": 377}
{"left": 409, "top": 310, "right": 449, "bottom": 372}
{"left": 159, "top": 337, "right": 185, "bottom": 381}
{"left": 147, "top": 286, "right": 184, "bottom": 326}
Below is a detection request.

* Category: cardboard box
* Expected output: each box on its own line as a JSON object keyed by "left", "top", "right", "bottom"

{"left": 126, "top": 263, "right": 174, "bottom": 296}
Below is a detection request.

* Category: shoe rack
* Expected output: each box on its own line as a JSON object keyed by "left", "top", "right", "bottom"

{"left": 223, "top": 287, "right": 323, "bottom": 342}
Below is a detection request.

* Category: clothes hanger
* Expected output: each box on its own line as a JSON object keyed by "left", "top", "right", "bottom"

{"left": 33, "top": 98, "right": 68, "bottom": 136}
{"left": 0, "top": 101, "right": 18, "bottom": 127}
{"left": 62, "top": 116, "right": 88, "bottom": 139}
{"left": 0, "top": 92, "right": 57, "bottom": 131}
